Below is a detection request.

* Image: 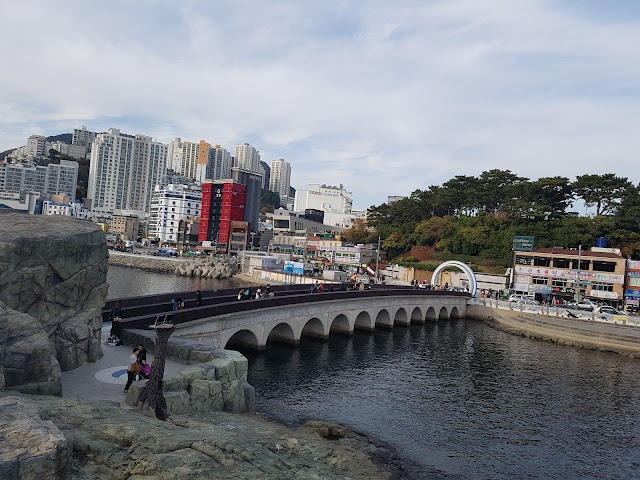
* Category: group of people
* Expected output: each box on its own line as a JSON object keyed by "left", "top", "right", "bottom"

{"left": 238, "top": 284, "right": 272, "bottom": 300}
{"left": 124, "top": 343, "right": 151, "bottom": 393}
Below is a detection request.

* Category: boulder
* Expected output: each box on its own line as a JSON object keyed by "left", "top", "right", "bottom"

{"left": 0, "top": 214, "right": 109, "bottom": 382}
{"left": 0, "top": 396, "right": 70, "bottom": 479}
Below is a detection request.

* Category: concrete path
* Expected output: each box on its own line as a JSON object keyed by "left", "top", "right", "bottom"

{"left": 61, "top": 336, "right": 186, "bottom": 404}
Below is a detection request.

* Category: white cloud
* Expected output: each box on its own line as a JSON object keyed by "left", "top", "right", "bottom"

{"left": 1, "top": 0, "right": 639, "bottom": 207}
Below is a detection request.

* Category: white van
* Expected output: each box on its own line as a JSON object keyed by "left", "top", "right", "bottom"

{"left": 508, "top": 294, "right": 532, "bottom": 303}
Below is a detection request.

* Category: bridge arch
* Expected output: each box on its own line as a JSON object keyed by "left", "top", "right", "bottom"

{"left": 266, "top": 322, "right": 297, "bottom": 346}
{"left": 410, "top": 307, "right": 424, "bottom": 324}
{"left": 375, "top": 309, "right": 392, "bottom": 329}
{"left": 426, "top": 306, "right": 438, "bottom": 321}
{"left": 225, "top": 329, "right": 260, "bottom": 351}
{"left": 330, "top": 314, "right": 351, "bottom": 335}
{"left": 394, "top": 308, "right": 409, "bottom": 326}
{"left": 450, "top": 306, "right": 460, "bottom": 319}
{"left": 354, "top": 311, "right": 373, "bottom": 331}
{"left": 432, "top": 260, "right": 477, "bottom": 297}
{"left": 301, "top": 317, "right": 327, "bottom": 340}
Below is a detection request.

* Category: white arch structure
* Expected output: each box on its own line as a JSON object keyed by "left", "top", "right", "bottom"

{"left": 431, "top": 260, "right": 477, "bottom": 297}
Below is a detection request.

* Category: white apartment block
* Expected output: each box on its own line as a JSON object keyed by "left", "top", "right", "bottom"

{"left": 167, "top": 138, "right": 183, "bottom": 172}
{"left": 0, "top": 160, "right": 78, "bottom": 198}
{"left": 42, "top": 200, "right": 91, "bottom": 219}
{"left": 48, "top": 141, "right": 86, "bottom": 159}
{"left": 169, "top": 140, "right": 207, "bottom": 180}
{"left": 26, "top": 135, "right": 47, "bottom": 157}
{"left": 234, "top": 143, "right": 260, "bottom": 173}
{"left": 72, "top": 125, "right": 97, "bottom": 149}
{"left": 294, "top": 183, "right": 353, "bottom": 215}
{"left": 87, "top": 128, "right": 167, "bottom": 213}
{"left": 269, "top": 159, "right": 291, "bottom": 197}
{"left": 148, "top": 184, "right": 202, "bottom": 244}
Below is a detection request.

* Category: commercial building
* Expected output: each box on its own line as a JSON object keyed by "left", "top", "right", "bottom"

{"left": 624, "top": 260, "right": 640, "bottom": 312}
{"left": 259, "top": 161, "right": 270, "bottom": 190}
{"left": 0, "top": 191, "right": 45, "bottom": 214}
{"left": 87, "top": 128, "right": 167, "bottom": 213}
{"left": 234, "top": 143, "right": 261, "bottom": 173}
{"left": 148, "top": 184, "right": 202, "bottom": 245}
{"left": 0, "top": 160, "right": 78, "bottom": 198}
{"left": 294, "top": 184, "right": 353, "bottom": 215}
{"left": 199, "top": 180, "right": 247, "bottom": 252}
{"left": 108, "top": 214, "right": 140, "bottom": 240}
{"left": 510, "top": 247, "right": 626, "bottom": 306}
{"left": 269, "top": 159, "right": 291, "bottom": 197}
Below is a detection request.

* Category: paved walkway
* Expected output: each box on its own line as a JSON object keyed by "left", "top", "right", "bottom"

{"left": 61, "top": 330, "right": 186, "bottom": 404}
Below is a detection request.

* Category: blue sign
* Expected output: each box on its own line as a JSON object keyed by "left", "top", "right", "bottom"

{"left": 625, "top": 289, "right": 640, "bottom": 298}
{"left": 627, "top": 271, "right": 640, "bottom": 278}
{"left": 284, "top": 261, "right": 304, "bottom": 275}
{"left": 513, "top": 236, "right": 535, "bottom": 252}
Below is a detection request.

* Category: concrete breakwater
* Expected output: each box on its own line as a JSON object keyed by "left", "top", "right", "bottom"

{"left": 108, "top": 251, "right": 188, "bottom": 273}
{"left": 467, "top": 304, "right": 640, "bottom": 358}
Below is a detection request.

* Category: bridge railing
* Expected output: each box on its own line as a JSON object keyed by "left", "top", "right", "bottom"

{"left": 111, "top": 289, "right": 470, "bottom": 337}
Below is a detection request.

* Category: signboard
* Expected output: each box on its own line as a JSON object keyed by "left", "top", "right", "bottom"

{"left": 627, "top": 271, "right": 640, "bottom": 278}
{"left": 627, "top": 260, "right": 640, "bottom": 269}
{"left": 514, "top": 266, "right": 624, "bottom": 284}
{"left": 626, "top": 289, "right": 640, "bottom": 299}
{"left": 513, "top": 236, "right": 535, "bottom": 252}
{"left": 590, "top": 291, "right": 619, "bottom": 299}
{"left": 283, "top": 261, "right": 304, "bottom": 275}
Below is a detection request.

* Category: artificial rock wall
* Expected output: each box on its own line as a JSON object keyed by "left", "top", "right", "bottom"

{"left": 0, "top": 213, "right": 109, "bottom": 394}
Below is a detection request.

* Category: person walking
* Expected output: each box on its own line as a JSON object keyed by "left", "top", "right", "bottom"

{"left": 124, "top": 347, "right": 140, "bottom": 393}
{"left": 195, "top": 290, "right": 202, "bottom": 307}
{"left": 136, "top": 343, "right": 147, "bottom": 381}
{"left": 265, "top": 284, "right": 272, "bottom": 297}
{"left": 171, "top": 297, "right": 179, "bottom": 311}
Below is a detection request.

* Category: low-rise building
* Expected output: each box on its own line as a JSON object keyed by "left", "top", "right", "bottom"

{"left": 510, "top": 247, "right": 626, "bottom": 306}
{"left": 42, "top": 200, "right": 91, "bottom": 219}
{"left": 109, "top": 214, "right": 140, "bottom": 241}
{"left": 0, "top": 191, "right": 45, "bottom": 214}
{"left": 624, "top": 260, "right": 640, "bottom": 312}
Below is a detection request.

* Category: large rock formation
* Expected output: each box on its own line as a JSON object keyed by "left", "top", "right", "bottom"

{"left": 0, "top": 214, "right": 108, "bottom": 392}
{"left": 0, "top": 396, "right": 70, "bottom": 479}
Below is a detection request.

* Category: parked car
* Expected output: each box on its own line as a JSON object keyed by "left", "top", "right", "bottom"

{"left": 512, "top": 298, "right": 541, "bottom": 306}
{"left": 570, "top": 299, "right": 599, "bottom": 311}
{"left": 508, "top": 294, "right": 535, "bottom": 303}
{"left": 595, "top": 306, "right": 627, "bottom": 316}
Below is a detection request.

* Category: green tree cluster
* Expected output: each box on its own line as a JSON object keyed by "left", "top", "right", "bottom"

{"left": 368, "top": 170, "right": 640, "bottom": 261}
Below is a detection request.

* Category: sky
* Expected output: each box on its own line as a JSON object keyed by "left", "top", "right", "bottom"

{"left": 1, "top": 0, "right": 639, "bottom": 209}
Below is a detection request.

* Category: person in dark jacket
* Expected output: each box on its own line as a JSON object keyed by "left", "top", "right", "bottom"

{"left": 195, "top": 290, "right": 202, "bottom": 307}
{"left": 110, "top": 302, "right": 122, "bottom": 320}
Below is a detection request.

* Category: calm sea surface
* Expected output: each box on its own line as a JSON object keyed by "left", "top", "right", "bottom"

{"left": 108, "top": 267, "right": 640, "bottom": 479}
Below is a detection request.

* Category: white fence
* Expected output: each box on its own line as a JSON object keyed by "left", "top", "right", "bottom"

{"left": 468, "top": 297, "right": 640, "bottom": 326}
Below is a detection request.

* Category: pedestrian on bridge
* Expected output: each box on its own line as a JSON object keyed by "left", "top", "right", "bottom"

{"left": 195, "top": 290, "right": 202, "bottom": 307}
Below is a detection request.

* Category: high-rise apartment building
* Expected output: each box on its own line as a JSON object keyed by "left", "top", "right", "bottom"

{"left": 167, "top": 138, "right": 183, "bottom": 172}
{"left": 0, "top": 160, "right": 79, "bottom": 198}
{"left": 72, "top": 125, "right": 97, "bottom": 152}
{"left": 234, "top": 143, "right": 260, "bottom": 173}
{"left": 87, "top": 128, "right": 167, "bottom": 213}
{"left": 196, "top": 145, "right": 232, "bottom": 183}
{"left": 26, "top": 135, "right": 47, "bottom": 158}
{"left": 259, "top": 161, "right": 270, "bottom": 190}
{"left": 269, "top": 159, "right": 291, "bottom": 197}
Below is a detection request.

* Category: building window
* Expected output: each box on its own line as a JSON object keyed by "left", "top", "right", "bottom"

{"left": 532, "top": 276, "right": 547, "bottom": 285}
{"left": 592, "top": 261, "right": 616, "bottom": 273}
{"left": 629, "top": 277, "right": 640, "bottom": 287}
{"left": 571, "top": 259, "right": 591, "bottom": 270}
{"left": 515, "top": 255, "right": 532, "bottom": 266}
{"left": 551, "top": 278, "right": 567, "bottom": 288}
{"left": 591, "top": 282, "right": 613, "bottom": 292}
{"left": 533, "top": 257, "right": 550, "bottom": 267}
{"left": 552, "top": 258, "right": 571, "bottom": 269}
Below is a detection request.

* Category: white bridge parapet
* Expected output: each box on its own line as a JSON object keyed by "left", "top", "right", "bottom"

{"left": 173, "top": 294, "right": 469, "bottom": 351}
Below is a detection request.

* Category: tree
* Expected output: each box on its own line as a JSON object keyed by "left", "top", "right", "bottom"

{"left": 343, "top": 219, "right": 375, "bottom": 244}
{"left": 414, "top": 217, "right": 449, "bottom": 246}
{"left": 260, "top": 189, "right": 280, "bottom": 212}
{"left": 573, "top": 174, "right": 636, "bottom": 216}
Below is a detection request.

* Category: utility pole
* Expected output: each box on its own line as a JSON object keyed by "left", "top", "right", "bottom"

{"left": 375, "top": 236, "right": 381, "bottom": 281}
{"left": 575, "top": 244, "right": 582, "bottom": 303}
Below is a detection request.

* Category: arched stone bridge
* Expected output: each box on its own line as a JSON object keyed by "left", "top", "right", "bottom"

{"left": 171, "top": 291, "right": 469, "bottom": 351}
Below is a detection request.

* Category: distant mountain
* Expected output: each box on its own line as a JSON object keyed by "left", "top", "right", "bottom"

{"left": 0, "top": 149, "right": 13, "bottom": 160}
{"left": 46, "top": 133, "right": 73, "bottom": 144}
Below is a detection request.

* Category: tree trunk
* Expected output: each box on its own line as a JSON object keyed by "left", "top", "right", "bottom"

{"left": 138, "top": 324, "right": 175, "bottom": 421}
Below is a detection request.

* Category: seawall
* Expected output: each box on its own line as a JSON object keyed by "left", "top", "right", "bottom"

{"left": 108, "top": 251, "right": 188, "bottom": 273}
{"left": 467, "top": 304, "right": 640, "bottom": 358}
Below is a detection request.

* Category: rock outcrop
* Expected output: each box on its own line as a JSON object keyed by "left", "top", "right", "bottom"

{"left": 175, "top": 256, "right": 238, "bottom": 279}
{"left": 0, "top": 396, "right": 70, "bottom": 480}
{"left": 0, "top": 214, "right": 109, "bottom": 388}
{"left": 14, "top": 395, "right": 398, "bottom": 480}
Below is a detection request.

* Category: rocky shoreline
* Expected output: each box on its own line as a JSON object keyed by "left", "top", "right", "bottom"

{"left": 0, "top": 393, "right": 405, "bottom": 479}
{"left": 108, "top": 251, "right": 188, "bottom": 273}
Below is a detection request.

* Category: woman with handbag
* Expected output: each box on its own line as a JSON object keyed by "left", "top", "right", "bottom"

{"left": 124, "top": 348, "right": 140, "bottom": 393}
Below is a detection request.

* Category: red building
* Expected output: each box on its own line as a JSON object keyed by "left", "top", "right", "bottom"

{"left": 199, "top": 180, "right": 246, "bottom": 251}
